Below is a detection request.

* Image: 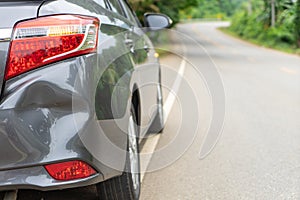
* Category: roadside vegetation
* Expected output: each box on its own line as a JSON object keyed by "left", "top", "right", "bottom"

{"left": 127, "top": 0, "right": 198, "bottom": 55}
{"left": 128, "top": 0, "right": 300, "bottom": 54}
{"left": 127, "top": 0, "right": 245, "bottom": 55}
{"left": 179, "top": 0, "right": 245, "bottom": 20}
{"left": 128, "top": 0, "right": 244, "bottom": 24}
{"left": 229, "top": 0, "right": 300, "bottom": 54}
{"left": 128, "top": 0, "right": 198, "bottom": 25}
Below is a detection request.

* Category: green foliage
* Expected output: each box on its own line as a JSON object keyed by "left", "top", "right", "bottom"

{"left": 128, "top": 0, "right": 299, "bottom": 50}
{"left": 229, "top": 0, "right": 299, "bottom": 50}
{"left": 180, "top": 0, "right": 246, "bottom": 20}
{"left": 128, "top": 0, "right": 197, "bottom": 25}
{"left": 128, "top": 0, "right": 159, "bottom": 24}
{"left": 128, "top": 0, "right": 243, "bottom": 24}
{"left": 296, "top": 0, "right": 300, "bottom": 47}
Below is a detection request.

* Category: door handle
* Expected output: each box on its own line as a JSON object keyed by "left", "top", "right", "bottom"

{"left": 124, "top": 37, "right": 135, "bottom": 54}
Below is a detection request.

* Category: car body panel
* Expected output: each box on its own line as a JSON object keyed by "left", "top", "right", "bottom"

{"left": 38, "top": 0, "right": 160, "bottom": 135}
{"left": 0, "top": 0, "right": 162, "bottom": 192}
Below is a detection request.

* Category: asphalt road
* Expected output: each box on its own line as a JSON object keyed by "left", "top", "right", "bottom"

{"left": 141, "top": 22, "right": 300, "bottom": 199}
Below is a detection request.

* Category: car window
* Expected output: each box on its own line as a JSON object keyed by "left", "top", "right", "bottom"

{"left": 105, "top": 0, "right": 125, "bottom": 16}
{"left": 119, "top": 0, "right": 142, "bottom": 27}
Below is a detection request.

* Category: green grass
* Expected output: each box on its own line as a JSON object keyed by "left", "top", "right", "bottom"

{"left": 219, "top": 27, "right": 300, "bottom": 56}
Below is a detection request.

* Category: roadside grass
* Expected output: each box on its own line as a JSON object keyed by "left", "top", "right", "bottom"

{"left": 219, "top": 27, "right": 300, "bottom": 56}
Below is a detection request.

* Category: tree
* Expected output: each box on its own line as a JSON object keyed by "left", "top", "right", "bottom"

{"left": 271, "top": 0, "right": 276, "bottom": 26}
{"left": 260, "top": 0, "right": 296, "bottom": 27}
{"left": 155, "top": 0, "right": 197, "bottom": 24}
{"left": 179, "top": 0, "right": 246, "bottom": 20}
{"left": 128, "top": 0, "right": 159, "bottom": 23}
{"left": 230, "top": 0, "right": 299, "bottom": 49}
{"left": 296, "top": 0, "right": 300, "bottom": 47}
{"left": 128, "top": 0, "right": 197, "bottom": 25}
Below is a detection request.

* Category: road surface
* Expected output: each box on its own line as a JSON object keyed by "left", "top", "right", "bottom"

{"left": 141, "top": 22, "right": 300, "bottom": 199}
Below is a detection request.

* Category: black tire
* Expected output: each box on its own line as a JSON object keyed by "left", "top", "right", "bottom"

{"left": 97, "top": 107, "right": 141, "bottom": 200}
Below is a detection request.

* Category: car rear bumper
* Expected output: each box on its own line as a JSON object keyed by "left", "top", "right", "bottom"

{"left": 0, "top": 55, "right": 128, "bottom": 191}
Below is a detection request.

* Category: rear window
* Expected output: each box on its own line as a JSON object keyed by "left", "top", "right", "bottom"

{"left": 106, "top": 0, "right": 125, "bottom": 16}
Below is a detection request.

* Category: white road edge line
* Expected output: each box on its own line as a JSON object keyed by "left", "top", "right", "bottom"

{"left": 163, "top": 59, "right": 186, "bottom": 124}
{"left": 140, "top": 59, "right": 186, "bottom": 182}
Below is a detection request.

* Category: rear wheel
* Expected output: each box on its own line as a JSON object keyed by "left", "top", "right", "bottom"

{"left": 97, "top": 107, "right": 140, "bottom": 200}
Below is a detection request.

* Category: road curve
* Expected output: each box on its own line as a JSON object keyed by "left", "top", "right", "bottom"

{"left": 141, "top": 22, "right": 300, "bottom": 200}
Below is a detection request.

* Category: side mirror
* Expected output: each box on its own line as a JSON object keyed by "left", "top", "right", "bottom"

{"left": 144, "top": 13, "right": 173, "bottom": 31}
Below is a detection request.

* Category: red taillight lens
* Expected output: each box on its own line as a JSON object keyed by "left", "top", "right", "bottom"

{"left": 44, "top": 160, "right": 97, "bottom": 181}
{"left": 5, "top": 15, "right": 100, "bottom": 80}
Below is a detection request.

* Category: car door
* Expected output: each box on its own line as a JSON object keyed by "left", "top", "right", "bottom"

{"left": 118, "top": 0, "right": 161, "bottom": 137}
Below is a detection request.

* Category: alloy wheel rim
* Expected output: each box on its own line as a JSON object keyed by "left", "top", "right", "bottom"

{"left": 158, "top": 85, "right": 164, "bottom": 124}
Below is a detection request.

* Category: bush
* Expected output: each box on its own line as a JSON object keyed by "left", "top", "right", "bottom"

{"left": 229, "top": 12, "right": 248, "bottom": 36}
{"left": 242, "top": 13, "right": 265, "bottom": 39}
{"left": 229, "top": 5, "right": 298, "bottom": 51}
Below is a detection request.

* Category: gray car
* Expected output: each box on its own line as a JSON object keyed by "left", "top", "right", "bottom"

{"left": 0, "top": 0, "right": 171, "bottom": 199}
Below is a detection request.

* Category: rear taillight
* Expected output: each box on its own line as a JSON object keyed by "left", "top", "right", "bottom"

{"left": 5, "top": 15, "right": 99, "bottom": 80}
{"left": 44, "top": 160, "right": 97, "bottom": 181}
